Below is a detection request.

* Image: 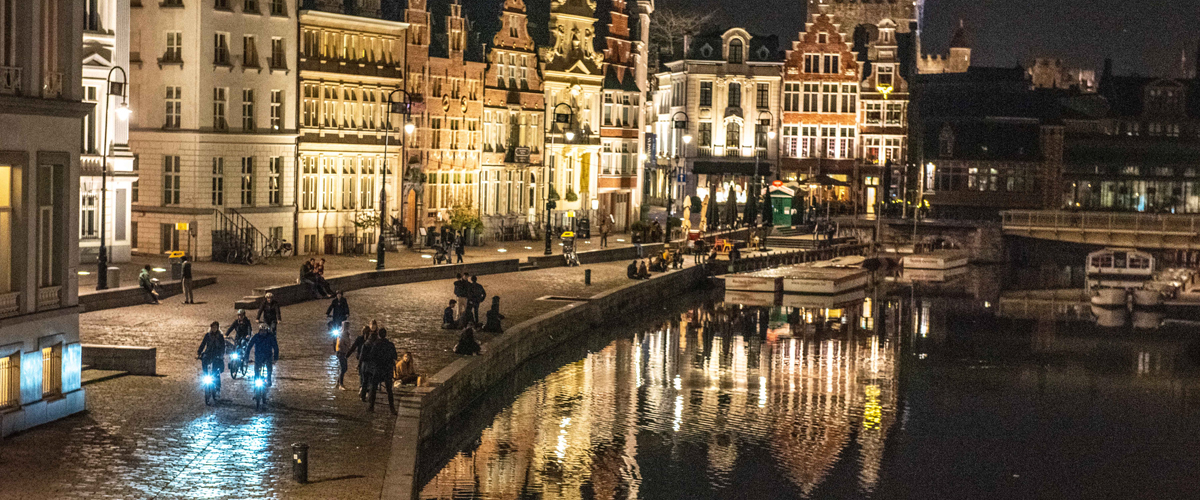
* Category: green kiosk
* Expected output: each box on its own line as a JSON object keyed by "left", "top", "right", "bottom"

{"left": 768, "top": 182, "right": 795, "bottom": 226}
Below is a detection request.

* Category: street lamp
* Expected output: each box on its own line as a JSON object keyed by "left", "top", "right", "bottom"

{"left": 752, "top": 110, "right": 775, "bottom": 229}
{"left": 545, "top": 102, "right": 575, "bottom": 255}
{"left": 97, "top": 66, "right": 129, "bottom": 290}
{"left": 380, "top": 89, "right": 414, "bottom": 271}
{"left": 666, "top": 111, "right": 689, "bottom": 245}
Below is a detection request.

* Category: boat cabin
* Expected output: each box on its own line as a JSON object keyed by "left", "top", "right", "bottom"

{"left": 1086, "top": 248, "right": 1154, "bottom": 278}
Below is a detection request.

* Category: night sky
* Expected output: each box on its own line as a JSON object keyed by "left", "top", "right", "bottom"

{"left": 667, "top": 0, "right": 1199, "bottom": 77}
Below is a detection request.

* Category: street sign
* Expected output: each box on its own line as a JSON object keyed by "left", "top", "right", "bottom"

{"left": 645, "top": 133, "right": 657, "bottom": 163}
{"left": 678, "top": 173, "right": 686, "bottom": 183}
{"left": 515, "top": 146, "right": 530, "bottom": 163}
{"left": 175, "top": 222, "right": 189, "bottom": 231}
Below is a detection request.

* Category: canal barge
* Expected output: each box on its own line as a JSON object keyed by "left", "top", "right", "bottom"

{"left": 901, "top": 250, "right": 968, "bottom": 270}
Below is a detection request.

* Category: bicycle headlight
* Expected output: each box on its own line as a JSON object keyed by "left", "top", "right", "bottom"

{"left": 202, "top": 375, "right": 214, "bottom": 386}
{"left": 230, "top": 353, "right": 239, "bottom": 361}
{"left": 255, "top": 378, "right": 265, "bottom": 388}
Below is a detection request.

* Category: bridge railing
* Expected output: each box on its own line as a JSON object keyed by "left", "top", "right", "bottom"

{"left": 1002, "top": 210, "right": 1200, "bottom": 235}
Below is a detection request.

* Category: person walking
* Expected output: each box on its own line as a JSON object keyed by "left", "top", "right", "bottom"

{"left": 353, "top": 325, "right": 372, "bottom": 395}
{"left": 334, "top": 320, "right": 357, "bottom": 390}
{"left": 453, "top": 273, "right": 470, "bottom": 322}
{"left": 363, "top": 327, "right": 398, "bottom": 414}
{"left": 256, "top": 293, "right": 281, "bottom": 333}
{"left": 455, "top": 233, "right": 465, "bottom": 263}
{"left": 467, "top": 275, "right": 486, "bottom": 328}
{"left": 197, "top": 321, "right": 226, "bottom": 392}
{"left": 181, "top": 256, "right": 195, "bottom": 304}
{"left": 138, "top": 265, "right": 160, "bottom": 304}
{"left": 247, "top": 322, "right": 279, "bottom": 387}
{"left": 599, "top": 219, "right": 610, "bottom": 248}
{"left": 326, "top": 291, "right": 350, "bottom": 331}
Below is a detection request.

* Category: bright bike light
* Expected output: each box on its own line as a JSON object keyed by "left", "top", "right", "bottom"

{"left": 230, "top": 353, "right": 239, "bottom": 360}
{"left": 255, "top": 378, "right": 265, "bottom": 388}
{"left": 202, "top": 375, "right": 214, "bottom": 385}
{"left": 331, "top": 328, "right": 340, "bottom": 337}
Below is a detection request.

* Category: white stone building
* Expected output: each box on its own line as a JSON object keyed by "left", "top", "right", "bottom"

{"left": 80, "top": 0, "right": 137, "bottom": 267}
{"left": 0, "top": 0, "right": 90, "bottom": 437}
{"left": 128, "top": 0, "right": 298, "bottom": 261}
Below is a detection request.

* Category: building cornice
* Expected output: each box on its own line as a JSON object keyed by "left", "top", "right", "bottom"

{"left": 299, "top": 10, "right": 410, "bottom": 35}
{"left": 0, "top": 97, "right": 93, "bottom": 119}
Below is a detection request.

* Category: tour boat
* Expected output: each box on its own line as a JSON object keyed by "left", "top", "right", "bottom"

{"left": 1085, "top": 248, "right": 1154, "bottom": 290}
{"left": 780, "top": 266, "right": 870, "bottom": 295}
{"left": 725, "top": 269, "right": 785, "bottom": 293}
{"left": 1090, "top": 288, "right": 1128, "bottom": 308}
{"left": 780, "top": 288, "right": 867, "bottom": 309}
{"left": 901, "top": 250, "right": 968, "bottom": 270}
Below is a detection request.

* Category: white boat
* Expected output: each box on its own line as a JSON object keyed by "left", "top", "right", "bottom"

{"left": 1086, "top": 248, "right": 1154, "bottom": 290}
{"left": 780, "top": 266, "right": 870, "bottom": 295}
{"left": 896, "top": 266, "right": 968, "bottom": 283}
{"left": 725, "top": 269, "right": 784, "bottom": 293}
{"left": 811, "top": 255, "right": 867, "bottom": 268}
{"left": 902, "top": 250, "right": 968, "bottom": 270}
{"left": 780, "top": 288, "right": 867, "bottom": 309}
{"left": 1132, "top": 288, "right": 1163, "bottom": 308}
{"left": 1091, "top": 288, "right": 1128, "bottom": 308}
{"left": 723, "top": 290, "right": 780, "bottom": 308}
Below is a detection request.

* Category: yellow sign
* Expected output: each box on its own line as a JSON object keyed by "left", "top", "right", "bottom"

{"left": 876, "top": 84, "right": 894, "bottom": 100}
{"left": 175, "top": 222, "right": 189, "bottom": 231}
{"left": 566, "top": 211, "right": 575, "bottom": 218}
{"left": 561, "top": 231, "right": 575, "bottom": 238}
{"left": 168, "top": 251, "right": 186, "bottom": 259}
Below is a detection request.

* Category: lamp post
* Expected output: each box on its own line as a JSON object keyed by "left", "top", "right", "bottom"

{"left": 379, "top": 89, "right": 413, "bottom": 271}
{"left": 97, "top": 66, "right": 130, "bottom": 290}
{"left": 666, "top": 111, "right": 690, "bottom": 245}
{"left": 754, "top": 110, "right": 775, "bottom": 228}
{"left": 545, "top": 102, "right": 575, "bottom": 255}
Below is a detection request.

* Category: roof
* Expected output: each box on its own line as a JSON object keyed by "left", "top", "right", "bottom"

{"left": 678, "top": 28, "right": 783, "bottom": 63}
{"left": 949, "top": 21, "right": 969, "bottom": 49}
{"left": 924, "top": 120, "right": 1044, "bottom": 162}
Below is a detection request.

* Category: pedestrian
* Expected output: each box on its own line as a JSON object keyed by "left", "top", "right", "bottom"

{"left": 454, "top": 273, "right": 470, "bottom": 321}
{"left": 599, "top": 219, "right": 610, "bottom": 248}
{"left": 247, "top": 322, "right": 279, "bottom": 387}
{"left": 326, "top": 291, "right": 350, "bottom": 331}
{"left": 197, "top": 321, "right": 225, "bottom": 392}
{"left": 364, "top": 327, "right": 398, "bottom": 414}
{"left": 442, "top": 299, "right": 458, "bottom": 329}
{"left": 353, "top": 325, "right": 372, "bottom": 395}
{"left": 729, "top": 245, "right": 741, "bottom": 261}
{"left": 394, "top": 352, "right": 419, "bottom": 386}
{"left": 181, "top": 256, "right": 195, "bottom": 304}
{"left": 482, "top": 296, "right": 505, "bottom": 333}
{"left": 467, "top": 275, "right": 486, "bottom": 328}
{"left": 256, "top": 292, "right": 281, "bottom": 333}
{"left": 455, "top": 233, "right": 465, "bottom": 263}
{"left": 138, "top": 265, "right": 160, "bottom": 304}
{"left": 334, "top": 320, "right": 356, "bottom": 390}
{"left": 454, "top": 327, "right": 482, "bottom": 356}
{"left": 694, "top": 239, "right": 706, "bottom": 265}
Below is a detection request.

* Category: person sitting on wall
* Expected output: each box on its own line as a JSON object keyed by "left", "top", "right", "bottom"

{"left": 442, "top": 299, "right": 458, "bottom": 329}
{"left": 638, "top": 260, "right": 651, "bottom": 279}
{"left": 627, "top": 260, "right": 640, "bottom": 280}
{"left": 454, "top": 327, "right": 482, "bottom": 356}
{"left": 482, "top": 296, "right": 505, "bottom": 333}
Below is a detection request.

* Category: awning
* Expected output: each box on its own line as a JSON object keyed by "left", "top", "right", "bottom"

{"left": 802, "top": 174, "right": 850, "bottom": 187}
{"left": 692, "top": 161, "right": 762, "bottom": 176}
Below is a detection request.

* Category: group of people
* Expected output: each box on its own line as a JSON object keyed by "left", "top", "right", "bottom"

{"left": 196, "top": 311, "right": 280, "bottom": 394}
{"left": 626, "top": 248, "right": 685, "bottom": 280}
{"left": 334, "top": 319, "right": 418, "bottom": 415}
{"left": 442, "top": 273, "right": 505, "bottom": 356}
{"left": 432, "top": 232, "right": 468, "bottom": 265}
{"left": 301, "top": 258, "right": 334, "bottom": 298}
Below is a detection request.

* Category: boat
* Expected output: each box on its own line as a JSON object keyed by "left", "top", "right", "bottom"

{"left": 1090, "top": 288, "right": 1128, "bottom": 308}
{"left": 812, "top": 255, "right": 866, "bottom": 268}
{"left": 901, "top": 250, "right": 968, "bottom": 270}
{"left": 779, "top": 266, "right": 870, "bottom": 295}
{"left": 780, "top": 289, "right": 867, "bottom": 309}
{"left": 1091, "top": 304, "right": 1127, "bottom": 328}
{"left": 1086, "top": 248, "right": 1154, "bottom": 290}
{"left": 1132, "top": 288, "right": 1164, "bottom": 308}
{"left": 725, "top": 269, "right": 785, "bottom": 293}
{"left": 723, "top": 290, "right": 780, "bottom": 308}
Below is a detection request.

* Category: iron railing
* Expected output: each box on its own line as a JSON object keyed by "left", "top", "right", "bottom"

{"left": 212, "top": 208, "right": 272, "bottom": 264}
{"left": 1002, "top": 210, "right": 1200, "bottom": 236}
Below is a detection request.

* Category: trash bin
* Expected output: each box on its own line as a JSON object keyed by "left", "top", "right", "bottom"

{"left": 292, "top": 442, "right": 309, "bottom": 483}
{"left": 168, "top": 251, "right": 185, "bottom": 280}
{"left": 106, "top": 267, "right": 121, "bottom": 288}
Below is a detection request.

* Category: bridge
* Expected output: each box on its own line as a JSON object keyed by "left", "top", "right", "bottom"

{"left": 1002, "top": 210, "right": 1200, "bottom": 250}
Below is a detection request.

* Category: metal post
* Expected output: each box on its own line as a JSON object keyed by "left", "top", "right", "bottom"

{"left": 545, "top": 134, "right": 555, "bottom": 256}
{"left": 97, "top": 66, "right": 128, "bottom": 290}
{"left": 378, "top": 114, "right": 390, "bottom": 270}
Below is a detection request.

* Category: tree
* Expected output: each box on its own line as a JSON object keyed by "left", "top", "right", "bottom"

{"left": 744, "top": 189, "right": 759, "bottom": 227}
{"left": 649, "top": 6, "right": 715, "bottom": 69}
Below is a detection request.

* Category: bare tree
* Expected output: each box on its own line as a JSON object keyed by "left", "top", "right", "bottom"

{"left": 650, "top": 7, "right": 715, "bottom": 67}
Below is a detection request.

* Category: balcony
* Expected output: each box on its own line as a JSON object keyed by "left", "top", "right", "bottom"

{"left": 0, "top": 291, "right": 19, "bottom": 318}
{"left": 0, "top": 66, "right": 20, "bottom": 95}
{"left": 37, "top": 286, "right": 61, "bottom": 310}
{"left": 158, "top": 53, "right": 183, "bottom": 68}
{"left": 41, "top": 71, "right": 62, "bottom": 99}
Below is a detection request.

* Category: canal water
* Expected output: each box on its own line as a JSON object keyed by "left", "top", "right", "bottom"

{"left": 417, "top": 268, "right": 1200, "bottom": 499}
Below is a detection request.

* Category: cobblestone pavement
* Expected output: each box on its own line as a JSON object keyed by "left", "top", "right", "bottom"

{"left": 0, "top": 257, "right": 688, "bottom": 499}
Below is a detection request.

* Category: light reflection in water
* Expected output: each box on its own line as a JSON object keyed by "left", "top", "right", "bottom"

{"left": 420, "top": 298, "right": 900, "bottom": 499}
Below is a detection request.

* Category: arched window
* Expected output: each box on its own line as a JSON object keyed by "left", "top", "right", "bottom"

{"left": 728, "top": 39, "right": 743, "bottom": 64}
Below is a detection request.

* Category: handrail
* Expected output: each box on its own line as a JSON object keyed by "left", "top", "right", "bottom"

{"left": 213, "top": 208, "right": 273, "bottom": 264}
{"left": 1001, "top": 210, "right": 1200, "bottom": 234}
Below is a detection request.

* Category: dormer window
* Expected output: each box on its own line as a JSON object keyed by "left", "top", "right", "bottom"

{"left": 728, "top": 39, "right": 743, "bottom": 64}
{"left": 818, "top": 32, "right": 828, "bottom": 44}
{"left": 700, "top": 44, "right": 713, "bottom": 58}
{"left": 877, "top": 65, "right": 894, "bottom": 86}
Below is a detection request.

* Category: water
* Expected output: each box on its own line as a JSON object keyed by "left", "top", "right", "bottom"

{"left": 418, "top": 270, "right": 1200, "bottom": 499}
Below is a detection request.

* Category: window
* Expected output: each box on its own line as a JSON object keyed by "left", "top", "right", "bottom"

{"left": 214, "top": 33, "right": 230, "bottom": 65}
{"left": 242, "top": 35, "right": 258, "bottom": 67}
{"left": 800, "top": 126, "right": 818, "bottom": 158}
{"left": 301, "top": 157, "right": 316, "bottom": 210}
{"left": 698, "top": 122, "right": 713, "bottom": 147}
{"left": 42, "top": 344, "right": 61, "bottom": 398}
{"left": 161, "top": 223, "right": 181, "bottom": 252}
{"left": 603, "top": 93, "right": 613, "bottom": 125}
{"left": 823, "top": 54, "right": 840, "bottom": 74}
{"left": 728, "top": 39, "right": 743, "bottom": 64}
{"left": 756, "top": 83, "right": 769, "bottom": 108}
{"left": 240, "top": 157, "right": 254, "bottom": 206}
{"left": 270, "top": 38, "right": 286, "bottom": 69}
{"left": 268, "top": 156, "right": 282, "bottom": 205}
{"left": 755, "top": 119, "right": 769, "bottom": 149}
{"left": 0, "top": 352, "right": 18, "bottom": 409}
{"left": 0, "top": 165, "right": 10, "bottom": 294}
{"left": 341, "top": 158, "right": 355, "bottom": 210}
{"left": 80, "top": 193, "right": 97, "bottom": 239}
{"left": 885, "top": 103, "right": 903, "bottom": 126}
{"left": 725, "top": 121, "right": 741, "bottom": 152}
{"left": 822, "top": 84, "right": 837, "bottom": 113}
{"left": 164, "top": 86, "right": 182, "bottom": 128}
{"left": 803, "top": 83, "right": 819, "bottom": 112}
{"left": 36, "top": 164, "right": 64, "bottom": 288}
{"left": 728, "top": 82, "right": 741, "bottom": 108}
{"left": 840, "top": 84, "right": 857, "bottom": 113}
{"left": 241, "top": 89, "right": 255, "bottom": 131}
{"left": 671, "top": 78, "right": 686, "bottom": 106}
{"left": 215, "top": 0, "right": 231, "bottom": 9}
{"left": 865, "top": 102, "right": 882, "bottom": 125}
{"left": 243, "top": 0, "right": 258, "bottom": 12}
{"left": 699, "top": 81, "right": 713, "bottom": 107}
{"left": 270, "top": 0, "right": 285, "bottom": 15}
{"left": 818, "top": 32, "right": 828, "bottom": 44}
{"left": 163, "top": 156, "right": 181, "bottom": 205}
{"left": 165, "top": 31, "right": 182, "bottom": 62}
{"left": 302, "top": 84, "right": 317, "bottom": 127}
{"left": 321, "top": 159, "right": 335, "bottom": 210}
{"left": 782, "top": 126, "right": 799, "bottom": 157}
{"left": 877, "top": 65, "right": 894, "bottom": 87}
{"left": 784, "top": 83, "right": 800, "bottom": 112}
{"left": 211, "top": 158, "right": 224, "bottom": 206}
{"left": 270, "top": 90, "right": 282, "bottom": 129}
{"left": 213, "top": 87, "right": 228, "bottom": 130}
{"left": 804, "top": 54, "right": 819, "bottom": 73}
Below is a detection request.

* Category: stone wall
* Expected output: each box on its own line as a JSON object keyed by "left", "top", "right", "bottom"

{"left": 81, "top": 345, "right": 157, "bottom": 375}
{"left": 79, "top": 277, "right": 217, "bottom": 312}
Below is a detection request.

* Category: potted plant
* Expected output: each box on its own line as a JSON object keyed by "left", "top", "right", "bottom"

{"left": 630, "top": 220, "right": 647, "bottom": 244}
{"left": 448, "top": 202, "right": 484, "bottom": 245}
{"left": 565, "top": 187, "right": 578, "bottom": 203}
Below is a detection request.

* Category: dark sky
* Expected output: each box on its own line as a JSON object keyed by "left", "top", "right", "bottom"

{"left": 665, "top": 0, "right": 1199, "bottom": 77}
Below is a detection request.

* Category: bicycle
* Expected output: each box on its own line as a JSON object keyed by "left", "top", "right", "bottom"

{"left": 199, "top": 360, "right": 220, "bottom": 406}
{"left": 226, "top": 339, "right": 250, "bottom": 380}
{"left": 252, "top": 365, "right": 270, "bottom": 410}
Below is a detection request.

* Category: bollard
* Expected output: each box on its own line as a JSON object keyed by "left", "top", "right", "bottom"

{"left": 584, "top": 268, "right": 592, "bottom": 285}
{"left": 292, "top": 442, "right": 309, "bottom": 483}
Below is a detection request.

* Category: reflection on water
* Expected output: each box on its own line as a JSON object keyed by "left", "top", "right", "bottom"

{"left": 420, "top": 294, "right": 901, "bottom": 499}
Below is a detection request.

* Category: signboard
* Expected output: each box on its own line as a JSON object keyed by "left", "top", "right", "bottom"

{"left": 514, "top": 146, "right": 530, "bottom": 163}
{"left": 645, "top": 133, "right": 657, "bottom": 165}
{"left": 678, "top": 173, "right": 686, "bottom": 183}
{"left": 175, "top": 222, "right": 189, "bottom": 231}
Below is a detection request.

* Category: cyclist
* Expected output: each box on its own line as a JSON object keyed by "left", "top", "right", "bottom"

{"left": 247, "top": 321, "right": 279, "bottom": 387}
{"left": 196, "top": 321, "right": 226, "bottom": 392}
